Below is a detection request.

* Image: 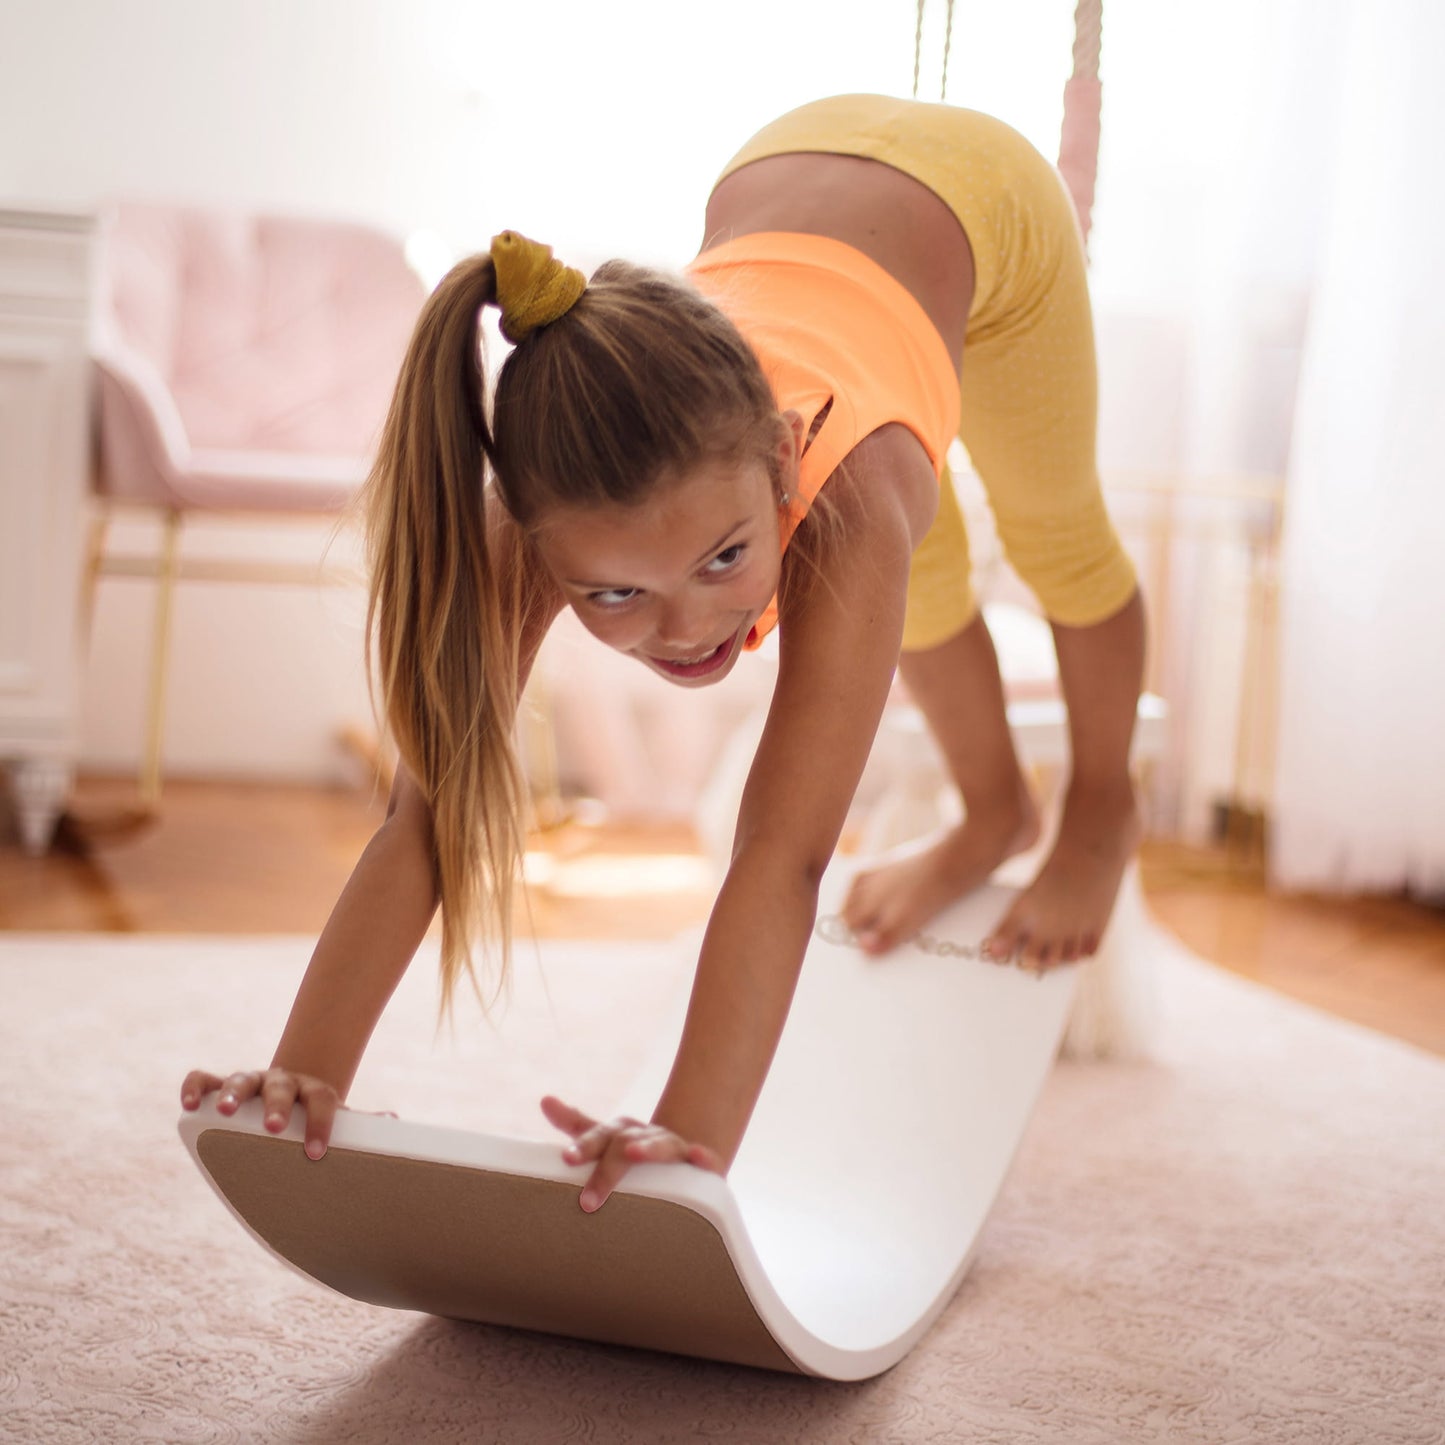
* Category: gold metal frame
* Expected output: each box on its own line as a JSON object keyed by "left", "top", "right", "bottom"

{"left": 82, "top": 502, "right": 358, "bottom": 813}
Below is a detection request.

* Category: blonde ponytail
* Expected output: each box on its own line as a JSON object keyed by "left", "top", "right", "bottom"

{"left": 362, "top": 252, "right": 529, "bottom": 1019}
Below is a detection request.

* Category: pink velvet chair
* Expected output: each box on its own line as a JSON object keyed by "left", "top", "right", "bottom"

{"left": 88, "top": 201, "right": 427, "bottom": 807}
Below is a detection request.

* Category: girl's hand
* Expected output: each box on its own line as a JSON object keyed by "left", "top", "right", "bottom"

{"left": 180, "top": 1067, "right": 344, "bottom": 1161}
{"left": 540, "top": 1095, "right": 725, "bottom": 1213}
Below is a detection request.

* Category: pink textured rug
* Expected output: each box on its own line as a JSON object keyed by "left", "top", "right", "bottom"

{"left": 2, "top": 921, "right": 1442, "bottom": 1444}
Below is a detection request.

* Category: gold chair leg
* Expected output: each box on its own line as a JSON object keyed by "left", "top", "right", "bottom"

{"left": 79, "top": 508, "right": 111, "bottom": 649}
{"left": 140, "top": 510, "right": 182, "bottom": 810}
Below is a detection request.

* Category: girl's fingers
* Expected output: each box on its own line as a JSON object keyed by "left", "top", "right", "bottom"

{"left": 686, "top": 1142, "right": 726, "bottom": 1174}
{"left": 543, "top": 1100, "right": 651, "bottom": 1166}
{"left": 260, "top": 1070, "right": 299, "bottom": 1132}
{"left": 539, "top": 1095, "right": 596, "bottom": 1140}
{"left": 180, "top": 1070, "right": 224, "bottom": 1108}
{"left": 180, "top": 1068, "right": 349, "bottom": 1163}
{"left": 579, "top": 1129, "right": 721, "bottom": 1211}
{"left": 296, "top": 1077, "right": 340, "bottom": 1161}
{"left": 543, "top": 1102, "right": 717, "bottom": 1207}
{"left": 622, "top": 1130, "right": 690, "bottom": 1163}
{"left": 216, "top": 1071, "right": 261, "bottom": 1114}
{"left": 579, "top": 1138, "right": 637, "bottom": 1214}
{"left": 565, "top": 1119, "right": 628, "bottom": 1164}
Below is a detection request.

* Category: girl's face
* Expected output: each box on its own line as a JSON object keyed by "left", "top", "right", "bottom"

{"left": 533, "top": 453, "right": 788, "bottom": 689}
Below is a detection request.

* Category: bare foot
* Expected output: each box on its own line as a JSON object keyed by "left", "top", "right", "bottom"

{"left": 985, "top": 780, "right": 1142, "bottom": 969}
{"left": 842, "top": 782, "right": 1041, "bottom": 954}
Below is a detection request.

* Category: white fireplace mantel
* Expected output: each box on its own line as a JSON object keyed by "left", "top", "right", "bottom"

{"left": 0, "top": 205, "right": 96, "bottom": 854}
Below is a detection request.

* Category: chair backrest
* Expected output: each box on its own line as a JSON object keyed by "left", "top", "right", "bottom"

{"left": 99, "top": 201, "right": 426, "bottom": 457}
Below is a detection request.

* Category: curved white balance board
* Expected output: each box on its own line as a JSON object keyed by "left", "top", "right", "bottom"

{"left": 179, "top": 877, "right": 1081, "bottom": 1380}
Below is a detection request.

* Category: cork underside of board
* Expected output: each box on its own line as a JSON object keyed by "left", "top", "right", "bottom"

{"left": 195, "top": 1129, "right": 801, "bottom": 1374}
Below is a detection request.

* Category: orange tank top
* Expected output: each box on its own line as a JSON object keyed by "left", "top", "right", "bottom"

{"left": 685, "top": 231, "right": 960, "bottom": 648}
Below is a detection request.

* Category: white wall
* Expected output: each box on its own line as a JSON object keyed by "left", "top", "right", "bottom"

{"left": 5, "top": 0, "right": 1058, "bottom": 279}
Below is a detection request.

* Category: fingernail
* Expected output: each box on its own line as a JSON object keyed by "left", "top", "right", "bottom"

{"left": 563, "top": 1146, "right": 579, "bottom": 1162}
{"left": 266, "top": 1113, "right": 283, "bottom": 1129}
{"left": 579, "top": 1191, "right": 597, "bottom": 1212}
{"left": 305, "top": 1139, "right": 325, "bottom": 1161}
{"left": 182, "top": 1094, "right": 196, "bottom": 1107}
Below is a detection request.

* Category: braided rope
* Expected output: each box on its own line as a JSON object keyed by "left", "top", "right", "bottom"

{"left": 912, "top": 0, "right": 925, "bottom": 99}
{"left": 1071, "top": 0, "right": 1102, "bottom": 79}
{"left": 1059, "top": 0, "right": 1104, "bottom": 251}
{"left": 916, "top": 0, "right": 1101, "bottom": 98}
{"left": 913, "top": 0, "right": 957, "bottom": 102}
{"left": 940, "top": 0, "right": 955, "bottom": 99}
{"left": 909, "top": 0, "right": 1105, "bottom": 252}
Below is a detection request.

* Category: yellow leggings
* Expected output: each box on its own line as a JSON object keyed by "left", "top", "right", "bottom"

{"left": 719, "top": 94, "right": 1138, "bottom": 648}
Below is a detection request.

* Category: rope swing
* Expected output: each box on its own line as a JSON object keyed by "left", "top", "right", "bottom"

{"left": 912, "top": 0, "right": 1104, "bottom": 251}
{"left": 1058, "top": 0, "right": 1104, "bottom": 248}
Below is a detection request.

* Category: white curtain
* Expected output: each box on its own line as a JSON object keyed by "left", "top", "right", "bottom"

{"left": 1269, "top": 0, "right": 1445, "bottom": 897}
{"left": 1070, "top": 0, "right": 1338, "bottom": 841}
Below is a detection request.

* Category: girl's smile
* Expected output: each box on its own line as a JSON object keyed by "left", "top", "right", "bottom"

{"left": 531, "top": 458, "right": 786, "bottom": 688}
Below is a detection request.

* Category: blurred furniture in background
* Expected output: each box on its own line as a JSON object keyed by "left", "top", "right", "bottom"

{"left": 1104, "top": 472, "right": 1285, "bottom": 862}
{"left": 87, "top": 201, "right": 426, "bottom": 812}
{"left": 0, "top": 206, "right": 97, "bottom": 855}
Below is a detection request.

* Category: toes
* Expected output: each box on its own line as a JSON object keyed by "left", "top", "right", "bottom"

{"left": 841, "top": 887, "right": 886, "bottom": 941}
{"left": 840, "top": 889, "right": 900, "bottom": 955}
{"left": 858, "top": 904, "right": 912, "bottom": 955}
{"left": 846, "top": 917, "right": 883, "bottom": 953}
{"left": 853, "top": 915, "right": 889, "bottom": 953}
{"left": 984, "top": 908, "right": 1025, "bottom": 965}
{"left": 988, "top": 893, "right": 1105, "bottom": 971}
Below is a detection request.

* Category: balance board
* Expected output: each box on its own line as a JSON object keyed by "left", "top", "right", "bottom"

{"left": 179, "top": 876, "right": 1080, "bottom": 1380}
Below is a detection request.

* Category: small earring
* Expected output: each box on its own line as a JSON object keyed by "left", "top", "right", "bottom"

{"left": 778, "top": 491, "right": 791, "bottom": 508}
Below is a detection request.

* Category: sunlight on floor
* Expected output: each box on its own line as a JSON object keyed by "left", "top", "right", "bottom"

{"left": 522, "top": 850, "right": 716, "bottom": 898}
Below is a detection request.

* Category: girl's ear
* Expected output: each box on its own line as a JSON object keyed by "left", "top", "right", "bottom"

{"left": 777, "top": 408, "right": 806, "bottom": 484}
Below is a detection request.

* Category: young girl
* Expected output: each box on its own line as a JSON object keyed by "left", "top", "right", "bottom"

{"left": 182, "top": 94, "right": 1144, "bottom": 1215}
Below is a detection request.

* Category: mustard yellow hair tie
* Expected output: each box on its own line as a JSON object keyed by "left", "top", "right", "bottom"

{"left": 490, "top": 230, "right": 586, "bottom": 344}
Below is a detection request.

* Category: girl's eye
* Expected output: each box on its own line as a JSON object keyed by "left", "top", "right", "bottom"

{"left": 705, "top": 544, "right": 745, "bottom": 574}
{"left": 587, "top": 588, "right": 638, "bottom": 608}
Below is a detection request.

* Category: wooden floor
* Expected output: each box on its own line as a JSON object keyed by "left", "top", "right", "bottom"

{"left": 3, "top": 775, "right": 1443, "bottom": 1057}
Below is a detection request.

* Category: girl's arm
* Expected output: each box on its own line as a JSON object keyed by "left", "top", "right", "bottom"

{"left": 560, "top": 426, "right": 939, "bottom": 1205}
{"left": 266, "top": 759, "right": 440, "bottom": 1096}
{"left": 180, "top": 760, "right": 443, "bottom": 1157}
